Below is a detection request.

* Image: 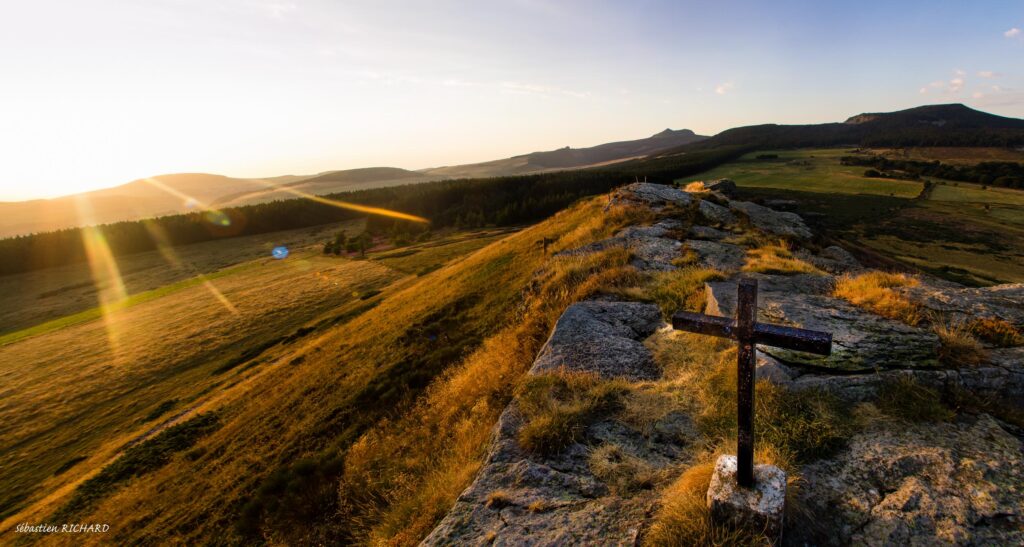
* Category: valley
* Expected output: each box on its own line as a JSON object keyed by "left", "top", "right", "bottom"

{"left": 687, "top": 148, "right": 1024, "bottom": 285}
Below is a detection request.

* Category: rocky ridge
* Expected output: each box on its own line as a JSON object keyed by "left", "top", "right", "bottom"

{"left": 423, "top": 181, "right": 1024, "bottom": 546}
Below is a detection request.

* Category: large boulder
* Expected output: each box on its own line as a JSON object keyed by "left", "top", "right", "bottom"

{"left": 557, "top": 219, "right": 687, "bottom": 272}
{"left": 790, "top": 414, "right": 1024, "bottom": 546}
{"left": 729, "top": 201, "right": 813, "bottom": 239}
{"left": 684, "top": 239, "right": 746, "bottom": 273}
{"left": 706, "top": 275, "right": 940, "bottom": 372}
{"left": 531, "top": 300, "right": 663, "bottom": 380}
{"left": 698, "top": 199, "right": 737, "bottom": 226}
{"left": 616, "top": 182, "right": 693, "bottom": 208}
{"left": 900, "top": 282, "right": 1024, "bottom": 329}
{"left": 685, "top": 178, "right": 739, "bottom": 198}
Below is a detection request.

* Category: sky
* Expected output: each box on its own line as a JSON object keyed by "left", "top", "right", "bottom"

{"left": 0, "top": 0, "right": 1022, "bottom": 201}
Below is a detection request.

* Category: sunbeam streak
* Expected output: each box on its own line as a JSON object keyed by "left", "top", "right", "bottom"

{"left": 249, "top": 180, "right": 430, "bottom": 223}
{"left": 141, "top": 219, "right": 239, "bottom": 315}
{"left": 74, "top": 196, "right": 128, "bottom": 357}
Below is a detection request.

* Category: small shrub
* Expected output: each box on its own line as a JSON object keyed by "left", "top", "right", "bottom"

{"left": 485, "top": 490, "right": 512, "bottom": 509}
{"left": 969, "top": 317, "right": 1024, "bottom": 347}
{"left": 743, "top": 242, "right": 823, "bottom": 276}
{"left": 56, "top": 413, "right": 221, "bottom": 519}
{"left": 833, "top": 271, "right": 922, "bottom": 325}
{"left": 515, "top": 372, "right": 627, "bottom": 456}
{"left": 672, "top": 246, "right": 699, "bottom": 267}
{"left": 588, "top": 444, "right": 655, "bottom": 495}
{"left": 935, "top": 320, "right": 988, "bottom": 366}
{"left": 527, "top": 500, "right": 551, "bottom": 513}
{"left": 876, "top": 376, "right": 953, "bottom": 422}
{"left": 757, "top": 384, "right": 856, "bottom": 464}
{"left": 648, "top": 267, "right": 727, "bottom": 318}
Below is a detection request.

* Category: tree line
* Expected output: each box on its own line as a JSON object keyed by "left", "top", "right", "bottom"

{"left": 0, "top": 146, "right": 748, "bottom": 276}
{"left": 841, "top": 155, "right": 1024, "bottom": 189}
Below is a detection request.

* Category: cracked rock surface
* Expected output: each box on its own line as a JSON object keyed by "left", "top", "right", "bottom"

{"left": 790, "top": 414, "right": 1024, "bottom": 547}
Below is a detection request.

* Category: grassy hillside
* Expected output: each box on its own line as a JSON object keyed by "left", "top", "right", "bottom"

{"left": 685, "top": 148, "right": 1024, "bottom": 285}
{"left": 0, "top": 195, "right": 637, "bottom": 545}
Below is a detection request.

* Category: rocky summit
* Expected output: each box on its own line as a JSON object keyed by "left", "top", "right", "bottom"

{"left": 423, "top": 182, "right": 1024, "bottom": 546}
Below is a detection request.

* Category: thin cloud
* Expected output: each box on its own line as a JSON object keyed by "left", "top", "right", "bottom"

{"left": 977, "top": 71, "right": 1000, "bottom": 78}
{"left": 1006, "top": 27, "right": 1022, "bottom": 38}
{"left": 715, "top": 82, "right": 734, "bottom": 95}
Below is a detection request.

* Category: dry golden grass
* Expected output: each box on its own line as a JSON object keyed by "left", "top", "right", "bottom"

{"left": 642, "top": 327, "right": 856, "bottom": 546}
{"left": 876, "top": 376, "right": 954, "bottom": 422}
{"left": 742, "top": 242, "right": 823, "bottom": 275}
{"left": 644, "top": 461, "right": 770, "bottom": 547}
{"left": 588, "top": 444, "right": 656, "bottom": 495}
{"left": 516, "top": 371, "right": 628, "bottom": 456}
{"left": 331, "top": 199, "right": 651, "bottom": 546}
{"left": 647, "top": 267, "right": 727, "bottom": 318}
{"left": 0, "top": 251, "right": 398, "bottom": 530}
{"left": 832, "top": 271, "right": 922, "bottom": 325}
{"left": 969, "top": 317, "right": 1024, "bottom": 347}
{"left": 934, "top": 320, "right": 989, "bottom": 366}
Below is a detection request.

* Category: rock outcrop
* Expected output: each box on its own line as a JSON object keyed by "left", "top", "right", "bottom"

{"left": 791, "top": 414, "right": 1024, "bottom": 546}
{"left": 422, "top": 299, "right": 689, "bottom": 545}
{"left": 426, "top": 181, "right": 1024, "bottom": 546}
{"left": 531, "top": 300, "right": 662, "bottom": 380}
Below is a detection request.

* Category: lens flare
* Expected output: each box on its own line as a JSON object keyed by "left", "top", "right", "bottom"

{"left": 249, "top": 180, "right": 429, "bottom": 224}
{"left": 271, "top": 246, "right": 289, "bottom": 259}
{"left": 141, "top": 219, "right": 239, "bottom": 315}
{"left": 74, "top": 196, "right": 128, "bottom": 356}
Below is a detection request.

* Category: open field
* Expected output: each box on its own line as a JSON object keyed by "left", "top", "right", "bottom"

{"left": 0, "top": 196, "right": 621, "bottom": 545}
{"left": 0, "top": 220, "right": 523, "bottom": 533}
{"left": 0, "top": 220, "right": 364, "bottom": 336}
{"left": 684, "top": 148, "right": 924, "bottom": 198}
{"left": 685, "top": 148, "right": 1024, "bottom": 285}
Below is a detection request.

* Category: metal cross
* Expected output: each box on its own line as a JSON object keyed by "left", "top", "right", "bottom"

{"left": 672, "top": 278, "right": 832, "bottom": 487}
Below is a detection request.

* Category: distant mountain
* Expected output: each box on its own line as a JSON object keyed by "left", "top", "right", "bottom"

{"left": 212, "top": 167, "right": 438, "bottom": 208}
{"left": 0, "top": 169, "right": 437, "bottom": 238}
{"left": 420, "top": 128, "right": 707, "bottom": 178}
{"left": 657, "top": 104, "right": 1024, "bottom": 155}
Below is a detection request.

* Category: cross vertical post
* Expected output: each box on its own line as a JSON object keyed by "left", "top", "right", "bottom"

{"left": 735, "top": 278, "right": 757, "bottom": 488}
{"left": 671, "top": 277, "right": 832, "bottom": 490}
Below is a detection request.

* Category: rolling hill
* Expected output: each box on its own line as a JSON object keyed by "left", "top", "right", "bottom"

{"left": 657, "top": 104, "right": 1024, "bottom": 155}
{"left": 419, "top": 128, "right": 708, "bottom": 178}
{"left": 0, "top": 169, "right": 435, "bottom": 238}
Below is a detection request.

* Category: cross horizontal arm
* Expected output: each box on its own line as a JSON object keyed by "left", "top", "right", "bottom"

{"left": 671, "top": 311, "right": 832, "bottom": 356}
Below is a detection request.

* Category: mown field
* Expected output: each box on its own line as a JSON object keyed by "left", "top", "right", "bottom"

{"left": 0, "top": 223, "right": 515, "bottom": 538}
{"left": 684, "top": 148, "right": 1024, "bottom": 285}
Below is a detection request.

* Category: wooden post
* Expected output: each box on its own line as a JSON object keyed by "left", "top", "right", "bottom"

{"left": 670, "top": 277, "right": 832, "bottom": 489}
{"left": 735, "top": 278, "right": 757, "bottom": 487}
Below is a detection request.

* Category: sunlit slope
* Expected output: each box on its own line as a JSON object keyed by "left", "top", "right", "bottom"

{"left": 4, "top": 198, "right": 609, "bottom": 545}
{"left": 0, "top": 250, "right": 401, "bottom": 525}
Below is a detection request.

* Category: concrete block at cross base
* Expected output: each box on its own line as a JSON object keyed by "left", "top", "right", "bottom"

{"left": 706, "top": 454, "right": 786, "bottom": 544}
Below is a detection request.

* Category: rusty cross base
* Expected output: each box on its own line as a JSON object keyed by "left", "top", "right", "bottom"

{"left": 672, "top": 278, "right": 832, "bottom": 488}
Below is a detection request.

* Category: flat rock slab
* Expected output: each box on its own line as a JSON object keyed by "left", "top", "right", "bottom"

{"left": 424, "top": 297, "right": 690, "bottom": 547}
{"left": 706, "top": 275, "right": 939, "bottom": 371}
{"left": 707, "top": 455, "right": 786, "bottom": 544}
{"left": 791, "top": 414, "right": 1024, "bottom": 546}
{"left": 531, "top": 300, "right": 663, "bottom": 380}
{"left": 901, "top": 282, "right": 1024, "bottom": 329}
{"left": 729, "top": 201, "right": 812, "bottom": 239}
{"left": 617, "top": 182, "right": 693, "bottom": 208}
{"left": 684, "top": 239, "right": 746, "bottom": 272}
{"left": 557, "top": 220, "right": 686, "bottom": 272}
